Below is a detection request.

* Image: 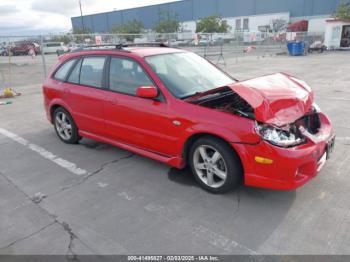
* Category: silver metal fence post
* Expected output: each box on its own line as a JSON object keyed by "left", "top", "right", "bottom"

{"left": 40, "top": 35, "right": 47, "bottom": 79}
{"left": 7, "top": 36, "right": 12, "bottom": 89}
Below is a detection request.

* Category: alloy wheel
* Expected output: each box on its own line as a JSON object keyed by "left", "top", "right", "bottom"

{"left": 55, "top": 112, "right": 73, "bottom": 141}
{"left": 193, "top": 145, "right": 228, "bottom": 188}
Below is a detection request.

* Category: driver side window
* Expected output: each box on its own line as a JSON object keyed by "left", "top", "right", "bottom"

{"left": 109, "top": 57, "right": 153, "bottom": 96}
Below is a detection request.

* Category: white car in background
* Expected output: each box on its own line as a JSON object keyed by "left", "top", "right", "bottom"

{"left": 42, "top": 42, "right": 68, "bottom": 54}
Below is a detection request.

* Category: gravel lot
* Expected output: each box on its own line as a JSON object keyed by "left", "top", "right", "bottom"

{"left": 0, "top": 51, "right": 349, "bottom": 256}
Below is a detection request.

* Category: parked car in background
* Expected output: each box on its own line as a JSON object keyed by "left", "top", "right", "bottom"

{"left": 0, "top": 46, "right": 9, "bottom": 56}
{"left": 213, "top": 37, "right": 224, "bottom": 46}
{"left": 43, "top": 44, "right": 335, "bottom": 193}
{"left": 165, "top": 39, "right": 190, "bottom": 47}
{"left": 67, "top": 42, "right": 86, "bottom": 52}
{"left": 177, "top": 39, "right": 192, "bottom": 46}
{"left": 10, "top": 42, "right": 40, "bottom": 56}
{"left": 42, "top": 42, "right": 68, "bottom": 54}
{"left": 166, "top": 39, "right": 179, "bottom": 47}
{"left": 190, "top": 38, "right": 213, "bottom": 46}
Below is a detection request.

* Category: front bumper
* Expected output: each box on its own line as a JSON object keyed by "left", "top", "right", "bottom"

{"left": 232, "top": 112, "right": 335, "bottom": 190}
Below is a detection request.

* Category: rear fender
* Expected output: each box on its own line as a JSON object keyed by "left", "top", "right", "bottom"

{"left": 48, "top": 98, "right": 74, "bottom": 123}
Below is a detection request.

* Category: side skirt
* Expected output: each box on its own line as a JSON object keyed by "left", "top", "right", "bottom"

{"left": 79, "top": 130, "right": 184, "bottom": 168}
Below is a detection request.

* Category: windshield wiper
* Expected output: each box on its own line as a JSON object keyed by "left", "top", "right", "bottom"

{"left": 181, "top": 91, "right": 205, "bottom": 100}
{"left": 182, "top": 88, "right": 229, "bottom": 101}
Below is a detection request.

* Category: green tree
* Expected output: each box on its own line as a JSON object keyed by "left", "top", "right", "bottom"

{"left": 72, "top": 27, "right": 92, "bottom": 34}
{"left": 336, "top": 1, "right": 350, "bottom": 19}
{"left": 71, "top": 28, "right": 93, "bottom": 44}
{"left": 271, "top": 18, "right": 288, "bottom": 33}
{"left": 110, "top": 20, "right": 144, "bottom": 42}
{"left": 154, "top": 10, "right": 180, "bottom": 33}
{"left": 111, "top": 20, "right": 144, "bottom": 34}
{"left": 196, "top": 15, "right": 231, "bottom": 33}
{"left": 51, "top": 35, "right": 71, "bottom": 44}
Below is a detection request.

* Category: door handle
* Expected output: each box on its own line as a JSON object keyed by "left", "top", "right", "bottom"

{"left": 108, "top": 98, "right": 118, "bottom": 105}
{"left": 63, "top": 88, "right": 71, "bottom": 93}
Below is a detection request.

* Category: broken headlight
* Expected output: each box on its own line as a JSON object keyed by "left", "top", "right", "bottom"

{"left": 255, "top": 123, "right": 305, "bottom": 148}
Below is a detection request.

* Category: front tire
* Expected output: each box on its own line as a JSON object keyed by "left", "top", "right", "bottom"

{"left": 53, "top": 108, "right": 81, "bottom": 144}
{"left": 189, "top": 137, "right": 242, "bottom": 194}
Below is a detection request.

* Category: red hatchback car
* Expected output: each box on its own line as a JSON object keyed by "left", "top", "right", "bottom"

{"left": 43, "top": 44, "right": 335, "bottom": 193}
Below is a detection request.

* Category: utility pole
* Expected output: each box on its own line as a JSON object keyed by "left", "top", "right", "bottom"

{"left": 79, "top": 0, "right": 85, "bottom": 32}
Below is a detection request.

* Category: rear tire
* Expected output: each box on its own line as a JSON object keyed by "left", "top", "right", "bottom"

{"left": 189, "top": 136, "right": 242, "bottom": 194}
{"left": 53, "top": 108, "right": 81, "bottom": 144}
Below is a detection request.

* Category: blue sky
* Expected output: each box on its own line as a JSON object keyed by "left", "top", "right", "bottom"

{"left": 0, "top": 0, "right": 181, "bottom": 36}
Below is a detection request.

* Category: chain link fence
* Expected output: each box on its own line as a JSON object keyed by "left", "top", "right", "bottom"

{"left": 0, "top": 31, "right": 325, "bottom": 89}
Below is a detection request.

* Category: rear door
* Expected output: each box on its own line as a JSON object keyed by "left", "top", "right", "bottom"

{"left": 103, "top": 56, "right": 176, "bottom": 156}
{"left": 61, "top": 56, "right": 109, "bottom": 136}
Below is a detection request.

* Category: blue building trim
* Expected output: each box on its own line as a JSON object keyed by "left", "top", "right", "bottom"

{"left": 71, "top": 0, "right": 341, "bottom": 32}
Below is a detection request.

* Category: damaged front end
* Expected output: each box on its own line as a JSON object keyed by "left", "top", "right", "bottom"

{"left": 187, "top": 73, "right": 332, "bottom": 150}
{"left": 188, "top": 86, "right": 324, "bottom": 149}
{"left": 189, "top": 87, "right": 256, "bottom": 120}
{"left": 255, "top": 105, "right": 321, "bottom": 148}
{"left": 186, "top": 74, "right": 335, "bottom": 190}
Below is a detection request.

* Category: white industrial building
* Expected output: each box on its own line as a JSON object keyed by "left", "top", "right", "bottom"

{"left": 181, "top": 12, "right": 333, "bottom": 34}
{"left": 324, "top": 18, "right": 350, "bottom": 49}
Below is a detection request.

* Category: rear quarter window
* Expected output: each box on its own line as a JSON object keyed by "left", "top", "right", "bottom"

{"left": 53, "top": 59, "right": 76, "bottom": 81}
{"left": 67, "top": 59, "right": 82, "bottom": 84}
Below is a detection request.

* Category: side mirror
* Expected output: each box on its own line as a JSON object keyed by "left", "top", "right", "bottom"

{"left": 136, "top": 86, "right": 158, "bottom": 99}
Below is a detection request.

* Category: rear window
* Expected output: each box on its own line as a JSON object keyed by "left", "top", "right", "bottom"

{"left": 53, "top": 59, "right": 76, "bottom": 81}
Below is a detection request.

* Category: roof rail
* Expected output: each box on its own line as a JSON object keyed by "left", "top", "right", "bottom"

{"left": 71, "top": 42, "right": 169, "bottom": 53}
{"left": 72, "top": 44, "right": 130, "bottom": 53}
{"left": 116, "top": 42, "right": 169, "bottom": 49}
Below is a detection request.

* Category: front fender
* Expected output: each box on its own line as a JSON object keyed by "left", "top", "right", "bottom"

{"left": 188, "top": 123, "right": 259, "bottom": 144}
{"left": 175, "top": 122, "right": 260, "bottom": 160}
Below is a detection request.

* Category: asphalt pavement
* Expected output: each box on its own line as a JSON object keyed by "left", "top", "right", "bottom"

{"left": 0, "top": 51, "right": 349, "bottom": 256}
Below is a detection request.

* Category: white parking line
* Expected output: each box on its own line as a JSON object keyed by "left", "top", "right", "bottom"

{"left": 0, "top": 128, "right": 87, "bottom": 176}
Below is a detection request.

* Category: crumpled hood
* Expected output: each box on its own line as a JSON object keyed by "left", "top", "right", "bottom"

{"left": 229, "top": 73, "right": 314, "bottom": 127}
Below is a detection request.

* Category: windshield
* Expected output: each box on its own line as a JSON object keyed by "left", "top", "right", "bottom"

{"left": 145, "top": 52, "right": 235, "bottom": 99}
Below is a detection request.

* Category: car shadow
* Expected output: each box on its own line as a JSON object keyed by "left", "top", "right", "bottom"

{"left": 79, "top": 139, "right": 112, "bottom": 151}
{"left": 167, "top": 167, "right": 198, "bottom": 187}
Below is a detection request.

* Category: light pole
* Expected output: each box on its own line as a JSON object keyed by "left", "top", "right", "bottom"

{"left": 79, "top": 0, "right": 85, "bottom": 32}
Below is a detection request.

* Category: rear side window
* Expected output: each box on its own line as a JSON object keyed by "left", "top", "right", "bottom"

{"left": 68, "top": 59, "right": 82, "bottom": 84}
{"left": 53, "top": 59, "right": 76, "bottom": 81}
{"left": 109, "top": 57, "right": 153, "bottom": 95}
{"left": 80, "top": 57, "right": 106, "bottom": 88}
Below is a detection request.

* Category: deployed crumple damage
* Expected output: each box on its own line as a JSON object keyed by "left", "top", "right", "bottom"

{"left": 229, "top": 73, "right": 314, "bottom": 127}
{"left": 190, "top": 87, "right": 255, "bottom": 119}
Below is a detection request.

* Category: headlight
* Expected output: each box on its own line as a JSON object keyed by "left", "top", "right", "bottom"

{"left": 255, "top": 123, "right": 305, "bottom": 148}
